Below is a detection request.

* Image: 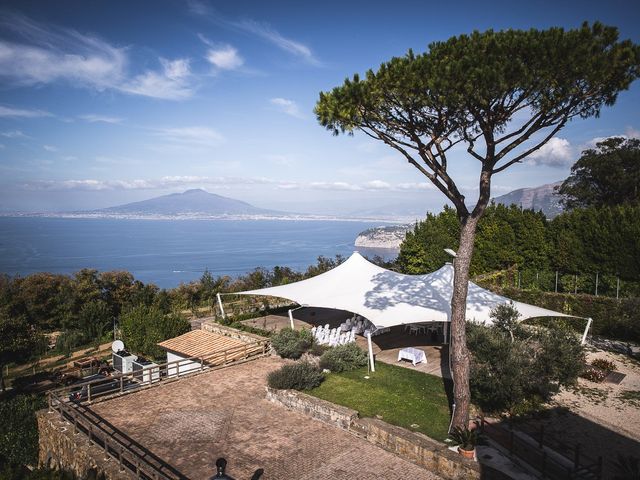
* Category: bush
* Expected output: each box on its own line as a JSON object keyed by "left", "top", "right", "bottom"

{"left": 468, "top": 308, "right": 585, "bottom": 414}
{"left": 580, "top": 366, "right": 607, "bottom": 383}
{"left": 0, "top": 394, "right": 46, "bottom": 466}
{"left": 270, "top": 328, "right": 313, "bottom": 359}
{"left": 319, "top": 343, "right": 368, "bottom": 372}
{"left": 591, "top": 358, "right": 616, "bottom": 371}
{"left": 267, "top": 361, "right": 324, "bottom": 390}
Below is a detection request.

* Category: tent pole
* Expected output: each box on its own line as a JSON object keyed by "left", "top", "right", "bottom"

{"left": 288, "top": 309, "right": 295, "bottom": 329}
{"left": 367, "top": 332, "right": 375, "bottom": 373}
{"left": 216, "top": 293, "right": 226, "bottom": 320}
{"left": 443, "top": 322, "right": 448, "bottom": 344}
{"left": 581, "top": 318, "right": 593, "bottom": 345}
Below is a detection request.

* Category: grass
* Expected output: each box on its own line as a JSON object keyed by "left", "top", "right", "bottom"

{"left": 308, "top": 362, "right": 451, "bottom": 442}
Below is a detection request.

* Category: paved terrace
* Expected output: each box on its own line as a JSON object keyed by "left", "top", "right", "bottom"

{"left": 241, "top": 308, "right": 451, "bottom": 378}
{"left": 90, "top": 357, "right": 442, "bottom": 480}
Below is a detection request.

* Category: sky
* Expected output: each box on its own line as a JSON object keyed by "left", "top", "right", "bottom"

{"left": 0, "top": 0, "right": 639, "bottom": 217}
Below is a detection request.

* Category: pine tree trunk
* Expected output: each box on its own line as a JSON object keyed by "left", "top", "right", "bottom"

{"left": 450, "top": 214, "right": 479, "bottom": 429}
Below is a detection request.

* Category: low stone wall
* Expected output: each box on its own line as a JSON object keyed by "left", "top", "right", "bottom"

{"left": 37, "top": 410, "right": 134, "bottom": 479}
{"left": 201, "top": 321, "right": 268, "bottom": 344}
{"left": 266, "top": 388, "right": 480, "bottom": 480}
{"left": 351, "top": 417, "right": 480, "bottom": 480}
{"left": 266, "top": 386, "right": 358, "bottom": 429}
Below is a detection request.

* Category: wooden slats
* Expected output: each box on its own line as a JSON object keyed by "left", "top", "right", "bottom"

{"left": 157, "top": 330, "right": 245, "bottom": 358}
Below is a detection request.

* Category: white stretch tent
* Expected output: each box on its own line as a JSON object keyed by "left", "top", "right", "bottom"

{"left": 227, "top": 252, "right": 590, "bottom": 369}
{"left": 235, "top": 252, "right": 575, "bottom": 327}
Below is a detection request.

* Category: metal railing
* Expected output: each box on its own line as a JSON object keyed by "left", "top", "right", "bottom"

{"left": 46, "top": 339, "right": 269, "bottom": 479}
{"left": 51, "top": 339, "right": 269, "bottom": 403}
{"left": 48, "top": 392, "right": 185, "bottom": 480}
{"left": 481, "top": 419, "right": 602, "bottom": 479}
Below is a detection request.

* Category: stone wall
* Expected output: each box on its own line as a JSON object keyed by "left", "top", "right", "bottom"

{"left": 266, "top": 388, "right": 481, "bottom": 480}
{"left": 265, "top": 386, "right": 358, "bottom": 430}
{"left": 201, "top": 320, "right": 268, "bottom": 344}
{"left": 37, "top": 410, "right": 134, "bottom": 479}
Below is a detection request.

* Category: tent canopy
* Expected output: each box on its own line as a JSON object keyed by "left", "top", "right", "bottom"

{"left": 236, "top": 252, "right": 572, "bottom": 329}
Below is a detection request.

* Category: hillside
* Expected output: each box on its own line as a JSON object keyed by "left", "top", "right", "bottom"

{"left": 493, "top": 182, "right": 564, "bottom": 218}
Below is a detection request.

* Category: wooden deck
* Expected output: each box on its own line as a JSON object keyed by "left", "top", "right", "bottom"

{"left": 240, "top": 307, "right": 451, "bottom": 378}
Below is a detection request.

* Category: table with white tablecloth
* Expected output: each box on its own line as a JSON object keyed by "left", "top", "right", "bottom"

{"left": 397, "top": 347, "right": 427, "bottom": 366}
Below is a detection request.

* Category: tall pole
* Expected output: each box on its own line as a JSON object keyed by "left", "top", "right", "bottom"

{"left": 366, "top": 332, "right": 375, "bottom": 373}
{"left": 595, "top": 273, "right": 599, "bottom": 296}
{"left": 216, "top": 293, "right": 226, "bottom": 320}
{"left": 616, "top": 276, "right": 620, "bottom": 300}
{"left": 288, "top": 309, "right": 295, "bottom": 329}
{"left": 555, "top": 271, "right": 558, "bottom": 293}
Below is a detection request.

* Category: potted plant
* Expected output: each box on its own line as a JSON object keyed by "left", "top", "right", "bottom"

{"left": 449, "top": 426, "right": 478, "bottom": 460}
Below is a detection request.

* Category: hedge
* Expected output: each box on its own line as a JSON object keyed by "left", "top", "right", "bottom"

{"left": 496, "top": 287, "right": 640, "bottom": 343}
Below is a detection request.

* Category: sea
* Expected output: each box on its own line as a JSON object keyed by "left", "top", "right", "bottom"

{"left": 0, "top": 217, "right": 398, "bottom": 288}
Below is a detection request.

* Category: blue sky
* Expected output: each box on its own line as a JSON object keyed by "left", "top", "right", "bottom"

{"left": 1, "top": 0, "right": 639, "bottom": 217}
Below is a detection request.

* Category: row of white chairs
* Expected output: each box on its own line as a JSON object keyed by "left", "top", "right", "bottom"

{"left": 311, "top": 325, "right": 356, "bottom": 346}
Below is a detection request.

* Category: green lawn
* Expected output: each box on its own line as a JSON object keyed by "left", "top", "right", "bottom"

{"left": 309, "top": 362, "right": 452, "bottom": 441}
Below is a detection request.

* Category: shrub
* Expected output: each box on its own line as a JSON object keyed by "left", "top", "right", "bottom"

{"left": 580, "top": 366, "right": 607, "bottom": 383}
{"left": 267, "top": 361, "right": 324, "bottom": 390}
{"left": 468, "top": 311, "right": 585, "bottom": 414}
{"left": 0, "top": 394, "right": 46, "bottom": 466}
{"left": 591, "top": 358, "right": 616, "bottom": 371}
{"left": 270, "top": 328, "right": 313, "bottom": 359}
{"left": 319, "top": 343, "right": 368, "bottom": 372}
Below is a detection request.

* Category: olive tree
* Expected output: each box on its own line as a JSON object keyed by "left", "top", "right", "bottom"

{"left": 315, "top": 23, "right": 639, "bottom": 427}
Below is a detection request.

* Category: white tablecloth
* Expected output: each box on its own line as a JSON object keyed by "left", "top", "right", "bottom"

{"left": 397, "top": 347, "right": 427, "bottom": 365}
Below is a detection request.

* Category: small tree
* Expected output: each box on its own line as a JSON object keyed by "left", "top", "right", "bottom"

{"left": 490, "top": 303, "right": 521, "bottom": 343}
{"left": 316, "top": 23, "right": 639, "bottom": 427}
{"left": 120, "top": 305, "right": 190, "bottom": 360}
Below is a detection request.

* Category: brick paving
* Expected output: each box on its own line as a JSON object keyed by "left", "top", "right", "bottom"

{"left": 91, "top": 356, "right": 441, "bottom": 480}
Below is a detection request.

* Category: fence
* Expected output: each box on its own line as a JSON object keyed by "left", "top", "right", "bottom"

{"left": 481, "top": 419, "right": 602, "bottom": 480}
{"left": 50, "top": 339, "right": 269, "bottom": 403}
{"left": 47, "top": 338, "right": 269, "bottom": 478}
{"left": 476, "top": 268, "right": 640, "bottom": 299}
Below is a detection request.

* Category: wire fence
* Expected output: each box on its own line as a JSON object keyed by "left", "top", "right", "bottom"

{"left": 477, "top": 268, "right": 640, "bottom": 299}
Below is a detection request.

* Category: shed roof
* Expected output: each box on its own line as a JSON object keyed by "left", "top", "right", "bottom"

{"left": 157, "top": 330, "right": 246, "bottom": 359}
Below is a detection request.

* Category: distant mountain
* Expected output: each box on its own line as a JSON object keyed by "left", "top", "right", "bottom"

{"left": 97, "top": 189, "right": 284, "bottom": 217}
{"left": 493, "top": 182, "right": 565, "bottom": 218}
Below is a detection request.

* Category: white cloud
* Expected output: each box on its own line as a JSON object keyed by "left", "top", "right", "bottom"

{"left": 43, "top": 145, "right": 58, "bottom": 152}
{"left": 0, "top": 105, "right": 52, "bottom": 118}
{"left": 270, "top": 98, "right": 304, "bottom": 119}
{"left": 1, "top": 130, "right": 28, "bottom": 138}
{"left": 310, "top": 181, "right": 362, "bottom": 191}
{"left": 364, "top": 180, "right": 392, "bottom": 190}
{"left": 189, "top": 6, "right": 320, "bottom": 65}
{"left": 155, "top": 126, "right": 225, "bottom": 147}
{"left": 625, "top": 126, "right": 640, "bottom": 139}
{"left": 234, "top": 19, "right": 320, "bottom": 66}
{"left": 205, "top": 44, "right": 244, "bottom": 70}
{"left": 122, "top": 58, "right": 194, "bottom": 100}
{"left": 79, "top": 114, "right": 122, "bottom": 124}
{"left": 22, "top": 175, "right": 277, "bottom": 191}
{"left": 0, "top": 13, "right": 196, "bottom": 100}
{"left": 397, "top": 182, "right": 434, "bottom": 191}
{"left": 527, "top": 137, "right": 573, "bottom": 167}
